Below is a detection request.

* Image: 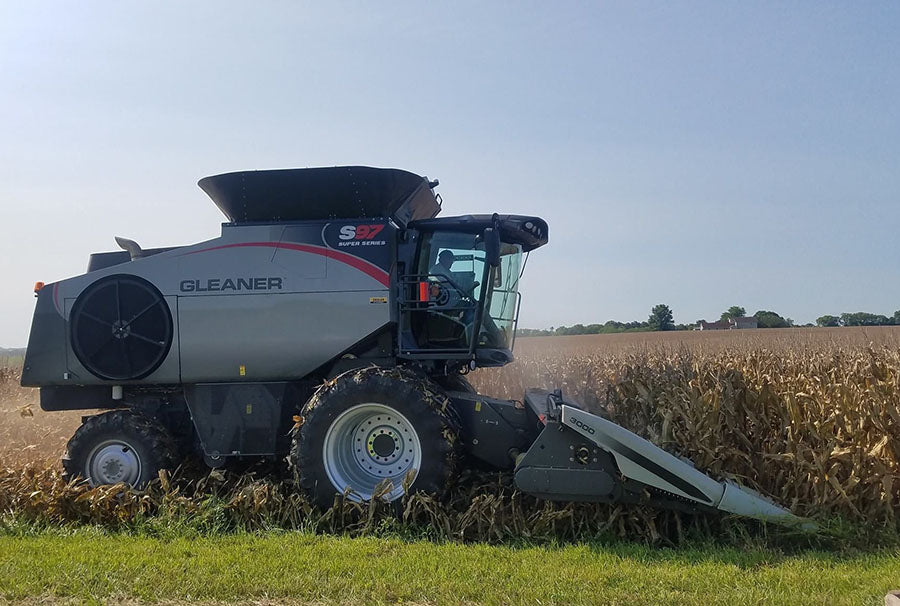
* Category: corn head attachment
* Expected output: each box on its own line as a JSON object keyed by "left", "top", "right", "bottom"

{"left": 449, "top": 387, "right": 804, "bottom": 527}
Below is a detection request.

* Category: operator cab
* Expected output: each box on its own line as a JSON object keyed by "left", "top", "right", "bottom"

{"left": 398, "top": 214, "right": 548, "bottom": 368}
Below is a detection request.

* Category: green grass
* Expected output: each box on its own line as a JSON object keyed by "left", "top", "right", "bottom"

{"left": 1, "top": 529, "right": 898, "bottom": 605}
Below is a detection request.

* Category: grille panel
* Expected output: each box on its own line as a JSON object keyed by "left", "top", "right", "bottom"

{"left": 70, "top": 275, "right": 172, "bottom": 381}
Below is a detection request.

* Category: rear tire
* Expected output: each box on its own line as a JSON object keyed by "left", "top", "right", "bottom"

{"left": 434, "top": 373, "right": 476, "bottom": 394}
{"left": 62, "top": 409, "right": 178, "bottom": 487}
{"left": 294, "top": 366, "right": 457, "bottom": 509}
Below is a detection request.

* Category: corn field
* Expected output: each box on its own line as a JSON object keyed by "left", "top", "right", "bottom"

{"left": 1, "top": 328, "right": 899, "bottom": 544}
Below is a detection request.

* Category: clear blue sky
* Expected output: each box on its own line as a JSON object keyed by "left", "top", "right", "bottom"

{"left": 1, "top": 2, "right": 898, "bottom": 345}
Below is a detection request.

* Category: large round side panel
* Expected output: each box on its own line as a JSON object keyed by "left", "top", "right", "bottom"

{"left": 69, "top": 275, "right": 174, "bottom": 381}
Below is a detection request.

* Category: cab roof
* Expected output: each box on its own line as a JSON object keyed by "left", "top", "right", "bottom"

{"left": 410, "top": 214, "right": 548, "bottom": 252}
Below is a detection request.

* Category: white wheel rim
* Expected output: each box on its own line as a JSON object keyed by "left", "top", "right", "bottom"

{"left": 322, "top": 403, "right": 422, "bottom": 502}
{"left": 85, "top": 439, "right": 142, "bottom": 486}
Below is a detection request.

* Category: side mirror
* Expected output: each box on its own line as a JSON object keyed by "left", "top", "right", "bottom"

{"left": 484, "top": 227, "right": 501, "bottom": 268}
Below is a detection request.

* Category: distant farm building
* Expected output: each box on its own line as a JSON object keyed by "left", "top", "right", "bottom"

{"left": 697, "top": 320, "right": 730, "bottom": 331}
{"left": 697, "top": 317, "right": 758, "bottom": 331}
{"left": 731, "top": 316, "right": 758, "bottom": 329}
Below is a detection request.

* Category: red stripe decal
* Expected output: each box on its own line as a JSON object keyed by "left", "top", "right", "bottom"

{"left": 181, "top": 242, "right": 390, "bottom": 288}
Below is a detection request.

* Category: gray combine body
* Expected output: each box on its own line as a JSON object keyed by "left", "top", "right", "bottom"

{"left": 21, "top": 166, "right": 805, "bottom": 528}
{"left": 24, "top": 167, "right": 438, "bottom": 389}
{"left": 27, "top": 220, "right": 395, "bottom": 385}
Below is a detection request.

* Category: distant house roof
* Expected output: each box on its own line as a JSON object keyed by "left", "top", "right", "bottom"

{"left": 697, "top": 317, "right": 758, "bottom": 330}
{"left": 698, "top": 320, "right": 731, "bottom": 330}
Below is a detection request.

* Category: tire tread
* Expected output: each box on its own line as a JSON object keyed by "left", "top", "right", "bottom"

{"left": 292, "top": 366, "right": 458, "bottom": 508}
{"left": 62, "top": 409, "right": 179, "bottom": 486}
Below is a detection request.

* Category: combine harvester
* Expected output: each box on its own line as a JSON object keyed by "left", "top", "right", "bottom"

{"left": 21, "top": 167, "right": 799, "bottom": 525}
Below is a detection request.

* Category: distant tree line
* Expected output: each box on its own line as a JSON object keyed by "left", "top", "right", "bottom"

{"left": 518, "top": 305, "right": 900, "bottom": 337}
{"left": 816, "top": 311, "right": 900, "bottom": 327}
{"left": 517, "top": 303, "right": 690, "bottom": 336}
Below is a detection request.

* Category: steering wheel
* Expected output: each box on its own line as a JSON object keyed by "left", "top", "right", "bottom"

{"left": 429, "top": 281, "right": 451, "bottom": 306}
{"left": 430, "top": 276, "right": 479, "bottom": 308}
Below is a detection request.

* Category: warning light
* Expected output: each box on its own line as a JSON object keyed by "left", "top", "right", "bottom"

{"left": 33, "top": 282, "right": 45, "bottom": 296}
{"left": 418, "top": 281, "right": 429, "bottom": 302}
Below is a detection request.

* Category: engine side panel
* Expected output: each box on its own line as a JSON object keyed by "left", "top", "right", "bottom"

{"left": 178, "top": 291, "right": 391, "bottom": 382}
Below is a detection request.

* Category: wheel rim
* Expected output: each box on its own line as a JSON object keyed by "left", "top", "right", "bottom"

{"left": 322, "top": 403, "right": 422, "bottom": 502}
{"left": 85, "top": 439, "right": 142, "bottom": 486}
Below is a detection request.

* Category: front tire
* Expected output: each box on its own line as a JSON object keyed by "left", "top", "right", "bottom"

{"left": 294, "top": 366, "right": 457, "bottom": 509}
{"left": 62, "top": 409, "right": 178, "bottom": 487}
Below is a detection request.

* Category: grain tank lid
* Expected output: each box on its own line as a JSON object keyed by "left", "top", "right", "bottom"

{"left": 198, "top": 166, "right": 441, "bottom": 227}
